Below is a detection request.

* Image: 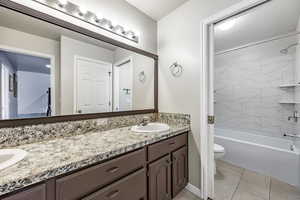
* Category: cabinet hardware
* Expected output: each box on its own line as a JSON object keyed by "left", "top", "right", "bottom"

{"left": 106, "top": 166, "right": 119, "bottom": 173}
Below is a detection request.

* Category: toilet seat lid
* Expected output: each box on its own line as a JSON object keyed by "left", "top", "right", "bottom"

{"left": 214, "top": 144, "right": 225, "bottom": 153}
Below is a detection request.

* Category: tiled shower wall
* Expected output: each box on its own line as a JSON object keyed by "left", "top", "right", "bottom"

{"left": 215, "top": 35, "right": 298, "bottom": 138}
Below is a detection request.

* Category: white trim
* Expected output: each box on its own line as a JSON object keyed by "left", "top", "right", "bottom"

{"left": 73, "top": 55, "right": 113, "bottom": 114}
{"left": 0, "top": 45, "right": 56, "bottom": 116}
{"left": 200, "top": 0, "right": 270, "bottom": 199}
{"left": 113, "top": 56, "right": 133, "bottom": 111}
{"left": 216, "top": 31, "right": 300, "bottom": 55}
{"left": 185, "top": 183, "right": 201, "bottom": 198}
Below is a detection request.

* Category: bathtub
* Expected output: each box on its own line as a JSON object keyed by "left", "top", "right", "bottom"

{"left": 215, "top": 128, "right": 300, "bottom": 187}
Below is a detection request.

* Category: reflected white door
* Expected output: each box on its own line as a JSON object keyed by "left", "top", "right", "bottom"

{"left": 113, "top": 58, "right": 133, "bottom": 111}
{"left": 1, "top": 64, "right": 9, "bottom": 119}
{"left": 75, "top": 57, "right": 112, "bottom": 114}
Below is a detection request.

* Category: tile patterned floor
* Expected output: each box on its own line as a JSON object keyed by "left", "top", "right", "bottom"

{"left": 174, "top": 189, "right": 202, "bottom": 200}
{"left": 215, "top": 160, "right": 300, "bottom": 200}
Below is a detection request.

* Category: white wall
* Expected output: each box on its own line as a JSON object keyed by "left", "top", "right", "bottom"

{"left": 0, "top": 53, "right": 17, "bottom": 119}
{"left": 60, "top": 36, "right": 114, "bottom": 115}
{"left": 215, "top": 36, "right": 297, "bottom": 138}
{"left": 17, "top": 71, "right": 50, "bottom": 116}
{"left": 10, "top": 0, "right": 157, "bottom": 54}
{"left": 114, "top": 48, "right": 155, "bottom": 110}
{"left": 0, "top": 26, "right": 60, "bottom": 114}
{"left": 158, "top": 0, "right": 242, "bottom": 188}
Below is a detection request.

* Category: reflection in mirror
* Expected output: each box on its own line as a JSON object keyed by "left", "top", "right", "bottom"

{"left": 0, "top": 6, "right": 154, "bottom": 120}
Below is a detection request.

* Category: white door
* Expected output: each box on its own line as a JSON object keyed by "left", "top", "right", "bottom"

{"left": 1, "top": 64, "right": 9, "bottom": 119}
{"left": 75, "top": 57, "right": 112, "bottom": 114}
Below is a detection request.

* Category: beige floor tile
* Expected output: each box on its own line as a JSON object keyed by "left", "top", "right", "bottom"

{"left": 173, "top": 189, "right": 201, "bottom": 200}
{"left": 241, "top": 170, "right": 270, "bottom": 190}
{"left": 214, "top": 162, "right": 242, "bottom": 200}
{"left": 270, "top": 178, "right": 300, "bottom": 200}
{"left": 214, "top": 161, "right": 300, "bottom": 200}
{"left": 216, "top": 160, "right": 244, "bottom": 175}
{"left": 232, "top": 179, "right": 269, "bottom": 200}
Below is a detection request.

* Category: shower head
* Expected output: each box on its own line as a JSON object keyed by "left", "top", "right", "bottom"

{"left": 280, "top": 43, "right": 299, "bottom": 54}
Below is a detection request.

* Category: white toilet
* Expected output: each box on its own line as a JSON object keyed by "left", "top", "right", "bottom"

{"left": 214, "top": 143, "right": 225, "bottom": 174}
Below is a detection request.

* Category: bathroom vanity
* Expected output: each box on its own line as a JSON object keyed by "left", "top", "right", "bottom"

{"left": 0, "top": 131, "right": 188, "bottom": 200}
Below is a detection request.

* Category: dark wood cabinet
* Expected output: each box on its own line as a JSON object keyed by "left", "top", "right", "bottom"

{"left": 148, "top": 155, "right": 172, "bottom": 200}
{"left": 56, "top": 148, "right": 146, "bottom": 200}
{"left": 2, "top": 133, "right": 188, "bottom": 200}
{"left": 2, "top": 184, "right": 46, "bottom": 200}
{"left": 82, "top": 169, "right": 147, "bottom": 200}
{"left": 172, "top": 147, "right": 188, "bottom": 197}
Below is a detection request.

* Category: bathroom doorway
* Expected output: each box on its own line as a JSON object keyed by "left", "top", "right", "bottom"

{"left": 200, "top": 0, "right": 300, "bottom": 199}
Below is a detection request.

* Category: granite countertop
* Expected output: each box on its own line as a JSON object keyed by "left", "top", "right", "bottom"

{"left": 0, "top": 123, "right": 190, "bottom": 196}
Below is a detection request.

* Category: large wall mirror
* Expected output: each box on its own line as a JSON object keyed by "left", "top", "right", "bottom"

{"left": 0, "top": 4, "right": 157, "bottom": 123}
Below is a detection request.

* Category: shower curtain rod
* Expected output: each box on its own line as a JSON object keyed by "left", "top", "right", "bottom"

{"left": 215, "top": 31, "right": 300, "bottom": 55}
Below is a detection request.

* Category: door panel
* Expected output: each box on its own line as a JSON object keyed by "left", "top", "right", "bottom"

{"left": 76, "top": 57, "right": 112, "bottom": 114}
{"left": 172, "top": 147, "right": 188, "bottom": 197}
{"left": 148, "top": 155, "right": 172, "bottom": 200}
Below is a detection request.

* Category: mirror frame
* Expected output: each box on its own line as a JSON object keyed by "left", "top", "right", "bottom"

{"left": 0, "top": 0, "right": 158, "bottom": 128}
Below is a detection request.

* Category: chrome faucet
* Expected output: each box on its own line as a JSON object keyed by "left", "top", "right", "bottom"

{"left": 139, "top": 117, "right": 150, "bottom": 126}
{"left": 288, "top": 111, "right": 300, "bottom": 122}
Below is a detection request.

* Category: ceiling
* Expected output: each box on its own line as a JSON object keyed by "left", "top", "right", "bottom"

{"left": 125, "top": 0, "right": 188, "bottom": 21}
{"left": 1, "top": 50, "right": 51, "bottom": 74}
{"left": 215, "top": 0, "right": 300, "bottom": 52}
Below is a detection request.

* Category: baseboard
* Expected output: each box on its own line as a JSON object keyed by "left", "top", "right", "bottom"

{"left": 185, "top": 183, "right": 201, "bottom": 198}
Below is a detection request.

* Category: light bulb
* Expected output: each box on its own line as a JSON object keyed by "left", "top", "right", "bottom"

{"left": 57, "top": 0, "right": 68, "bottom": 8}
{"left": 113, "top": 25, "right": 124, "bottom": 34}
{"left": 78, "top": 6, "right": 88, "bottom": 16}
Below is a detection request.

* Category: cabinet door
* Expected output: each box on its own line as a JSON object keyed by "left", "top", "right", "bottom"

{"left": 172, "top": 147, "right": 188, "bottom": 197}
{"left": 2, "top": 184, "right": 46, "bottom": 200}
{"left": 148, "top": 155, "right": 172, "bottom": 200}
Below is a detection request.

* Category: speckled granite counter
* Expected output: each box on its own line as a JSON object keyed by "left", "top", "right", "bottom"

{"left": 0, "top": 123, "right": 190, "bottom": 196}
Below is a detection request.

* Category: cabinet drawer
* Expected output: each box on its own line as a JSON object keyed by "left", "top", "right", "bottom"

{"left": 148, "top": 133, "right": 187, "bottom": 162}
{"left": 56, "top": 148, "right": 146, "bottom": 200}
{"left": 82, "top": 169, "right": 146, "bottom": 200}
{"left": 2, "top": 184, "right": 46, "bottom": 200}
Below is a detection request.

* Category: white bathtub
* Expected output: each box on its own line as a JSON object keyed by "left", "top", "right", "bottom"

{"left": 215, "top": 128, "right": 300, "bottom": 187}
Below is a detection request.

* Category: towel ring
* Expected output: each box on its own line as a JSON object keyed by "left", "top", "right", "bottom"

{"left": 169, "top": 62, "right": 183, "bottom": 77}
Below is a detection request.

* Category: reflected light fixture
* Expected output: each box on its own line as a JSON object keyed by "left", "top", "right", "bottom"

{"left": 45, "top": 64, "right": 51, "bottom": 68}
{"left": 218, "top": 18, "right": 236, "bottom": 31}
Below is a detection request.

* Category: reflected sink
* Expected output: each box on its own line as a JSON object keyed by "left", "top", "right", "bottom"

{"left": 131, "top": 123, "right": 170, "bottom": 133}
{"left": 0, "top": 149, "right": 27, "bottom": 170}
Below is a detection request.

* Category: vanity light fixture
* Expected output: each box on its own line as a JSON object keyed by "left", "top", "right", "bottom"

{"left": 33, "top": 0, "right": 139, "bottom": 43}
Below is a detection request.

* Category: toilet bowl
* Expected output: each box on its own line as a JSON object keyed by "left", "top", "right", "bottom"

{"left": 214, "top": 144, "right": 225, "bottom": 174}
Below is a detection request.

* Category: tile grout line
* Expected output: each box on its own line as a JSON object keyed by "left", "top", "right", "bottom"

{"left": 230, "top": 168, "right": 245, "bottom": 200}
{"left": 269, "top": 178, "right": 272, "bottom": 200}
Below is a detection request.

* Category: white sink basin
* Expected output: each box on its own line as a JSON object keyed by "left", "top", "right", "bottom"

{"left": 131, "top": 123, "right": 170, "bottom": 133}
{"left": 0, "top": 149, "right": 27, "bottom": 171}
